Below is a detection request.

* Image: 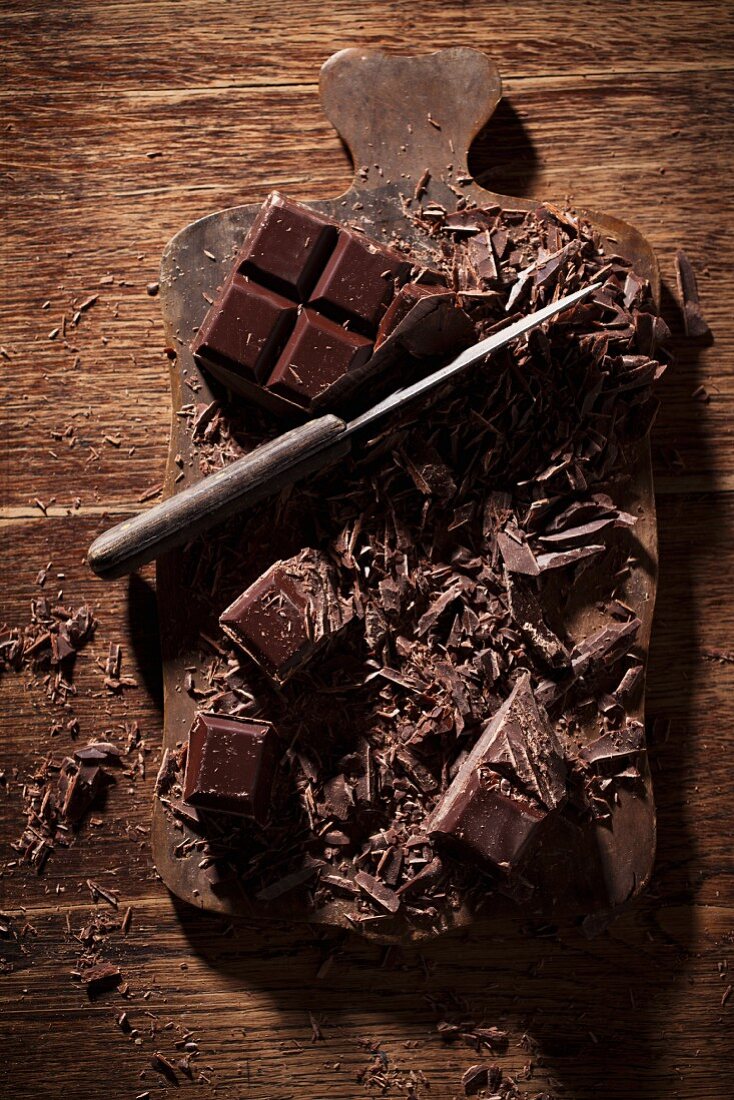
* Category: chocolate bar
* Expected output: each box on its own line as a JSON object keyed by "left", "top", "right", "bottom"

{"left": 219, "top": 547, "right": 354, "bottom": 684}
{"left": 193, "top": 192, "right": 428, "bottom": 415}
{"left": 425, "top": 675, "right": 566, "bottom": 872}
{"left": 183, "top": 712, "right": 278, "bottom": 821}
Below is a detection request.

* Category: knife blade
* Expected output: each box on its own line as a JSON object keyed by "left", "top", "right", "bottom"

{"left": 87, "top": 281, "right": 600, "bottom": 579}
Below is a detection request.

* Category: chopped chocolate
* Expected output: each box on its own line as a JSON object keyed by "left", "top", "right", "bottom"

{"left": 579, "top": 720, "right": 645, "bottom": 775}
{"left": 504, "top": 570, "right": 569, "bottom": 669}
{"left": 426, "top": 676, "right": 566, "bottom": 872}
{"left": 571, "top": 617, "right": 641, "bottom": 678}
{"left": 192, "top": 191, "right": 443, "bottom": 414}
{"left": 82, "top": 961, "right": 122, "bottom": 994}
{"left": 354, "top": 871, "right": 401, "bottom": 914}
{"left": 675, "top": 249, "right": 711, "bottom": 340}
{"left": 220, "top": 547, "right": 354, "bottom": 684}
{"left": 183, "top": 712, "right": 278, "bottom": 821}
{"left": 158, "top": 196, "right": 668, "bottom": 931}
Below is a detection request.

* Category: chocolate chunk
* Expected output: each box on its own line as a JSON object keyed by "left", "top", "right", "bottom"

{"left": 426, "top": 675, "right": 566, "bottom": 872}
{"left": 266, "top": 308, "right": 372, "bottom": 406}
{"left": 82, "top": 962, "right": 122, "bottom": 994}
{"left": 504, "top": 570, "right": 570, "bottom": 669}
{"left": 220, "top": 548, "right": 354, "bottom": 684}
{"left": 58, "top": 759, "right": 103, "bottom": 824}
{"left": 195, "top": 276, "right": 297, "bottom": 383}
{"left": 675, "top": 250, "right": 711, "bottom": 340}
{"left": 354, "top": 871, "right": 401, "bottom": 913}
{"left": 571, "top": 617, "right": 641, "bottom": 677}
{"left": 497, "top": 529, "right": 539, "bottom": 575}
{"left": 182, "top": 712, "right": 278, "bottom": 821}
{"left": 238, "top": 191, "right": 337, "bottom": 299}
{"left": 375, "top": 283, "right": 475, "bottom": 358}
{"left": 192, "top": 192, "right": 444, "bottom": 414}
{"left": 309, "top": 230, "right": 410, "bottom": 330}
{"left": 579, "top": 720, "right": 644, "bottom": 775}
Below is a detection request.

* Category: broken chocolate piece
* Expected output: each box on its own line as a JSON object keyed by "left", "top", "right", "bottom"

{"left": 220, "top": 548, "right": 354, "bottom": 684}
{"left": 579, "top": 720, "right": 644, "bottom": 776}
{"left": 504, "top": 569, "right": 569, "bottom": 669}
{"left": 182, "top": 712, "right": 278, "bottom": 822}
{"left": 426, "top": 675, "right": 566, "bottom": 872}
{"left": 354, "top": 871, "right": 401, "bottom": 914}
{"left": 675, "top": 249, "right": 711, "bottom": 340}
{"left": 375, "top": 282, "right": 475, "bottom": 358}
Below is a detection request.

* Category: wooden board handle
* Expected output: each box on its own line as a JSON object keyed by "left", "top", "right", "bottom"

{"left": 87, "top": 415, "right": 350, "bottom": 579}
{"left": 320, "top": 47, "right": 501, "bottom": 194}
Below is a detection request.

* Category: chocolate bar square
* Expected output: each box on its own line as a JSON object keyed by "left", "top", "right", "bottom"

{"left": 183, "top": 712, "right": 278, "bottom": 821}
{"left": 195, "top": 275, "right": 296, "bottom": 382}
{"left": 266, "top": 308, "right": 373, "bottom": 407}
{"left": 238, "top": 193, "right": 338, "bottom": 299}
{"left": 308, "top": 231, "right": 411, "bottom": 331}
{"left": 220, "top": 548, "right": 354, "bottom": 684}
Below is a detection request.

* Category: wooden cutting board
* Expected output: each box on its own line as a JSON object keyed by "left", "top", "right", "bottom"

{"left": 152, "top": 47, "right": 658, "bottom": 942}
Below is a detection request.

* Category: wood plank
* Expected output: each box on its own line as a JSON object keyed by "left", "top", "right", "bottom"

{"left": 2, "top": 0, "right": 733, "bottom": 92}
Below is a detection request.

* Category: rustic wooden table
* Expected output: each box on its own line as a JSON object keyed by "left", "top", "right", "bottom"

{"left": 2, "top": 4, "right": 733, "bottom": 1098}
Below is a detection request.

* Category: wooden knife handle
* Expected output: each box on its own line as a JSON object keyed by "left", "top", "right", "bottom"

{"left": 87, "top": 414, "right": 350, "bottom": 579}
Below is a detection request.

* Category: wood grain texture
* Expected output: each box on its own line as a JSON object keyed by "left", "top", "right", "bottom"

{"left": 1, "top": 3, "right": 733, "bottom": 1098}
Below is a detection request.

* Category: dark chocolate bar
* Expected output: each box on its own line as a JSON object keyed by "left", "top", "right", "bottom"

{"left": 425, "top": 675, "right": 566, "bottom": 872}
{"left": 219, "top": 547, "right": 354, "bottom": 684}
{"left": 193, "top": 192, "right": 426, "bottom": 415}
{"left": 183, "top": 712, "right": 278, "bottom": 821}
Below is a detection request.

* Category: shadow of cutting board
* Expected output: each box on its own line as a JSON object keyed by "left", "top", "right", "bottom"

{"left": 152, "top": 48, "right": 658, "bottom": 942}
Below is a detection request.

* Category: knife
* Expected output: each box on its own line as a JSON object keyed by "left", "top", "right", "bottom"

{"left": 87, "top": 282, "right": 600, "bottom": 579}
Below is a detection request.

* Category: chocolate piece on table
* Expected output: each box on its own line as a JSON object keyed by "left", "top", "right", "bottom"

{"left": 192, "top": 191, "right": 446, "bottom": 415}
{"left": 674, "top": 249, "right": 711, "bottom": 340}
{"left": 220, "top": 547, "right": 354, "bottom": 684}
{"left": 183, "top": 711, "right": 278, "bottom": 821}
{"left": 426, "top": 675, "right": 567, "bottom": 872}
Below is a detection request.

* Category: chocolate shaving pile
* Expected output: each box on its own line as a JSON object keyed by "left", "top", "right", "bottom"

{"left": 159, "top": 199, "right": 668, "bottom": 934}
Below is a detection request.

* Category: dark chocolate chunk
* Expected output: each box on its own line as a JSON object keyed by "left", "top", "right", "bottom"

{"left": 309, "top": 229, "right": 410, "bottom": 330}
{"left": 194, "top": 275, "right": 297, "bottom": 383}
{"left": 182, "top": 711, "right": 278, "bottom": 821}
{"left": 266, "top": 308, "right": 373, "bottom": 406}
{"left": 220, "top": 548, "right": 354, "bottom": 684}
{"left": 426, "top": 675, "right": 566, "bottom": 872}
{"left": 354, "top": 870, "right": 401, "bottom": 913}
{"left": 375, "top": 283, "right": 475, "bottom": 357}
{"left": 238, "top": 191, "right": 337, "bottom": 299}
{"left": 579, "top": 720, "right": 644, "bottom": 775}
{"left": 504, "top": 569, "right": 570, "bottom": 670}
{"left": 675, "top": 249, "right": 711, "bottom": 340}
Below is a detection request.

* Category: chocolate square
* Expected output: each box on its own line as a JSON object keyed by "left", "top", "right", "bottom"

{"left": 183, "top": 712, "right": 278, "bottom": 821}
{"left": 220, "top": 548, "right": 354, "bottom": 684}
{"left": 194, "top": 275, "right": 296, "bottom": 382}
{"left": 308, "top": 232, "right": 411, "bottom": 330}
{"left": 238, "top": 192, "right": 338, "bottom": 300}
{"left": 266, "top": 308, "right": 373, "bottom": 408}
